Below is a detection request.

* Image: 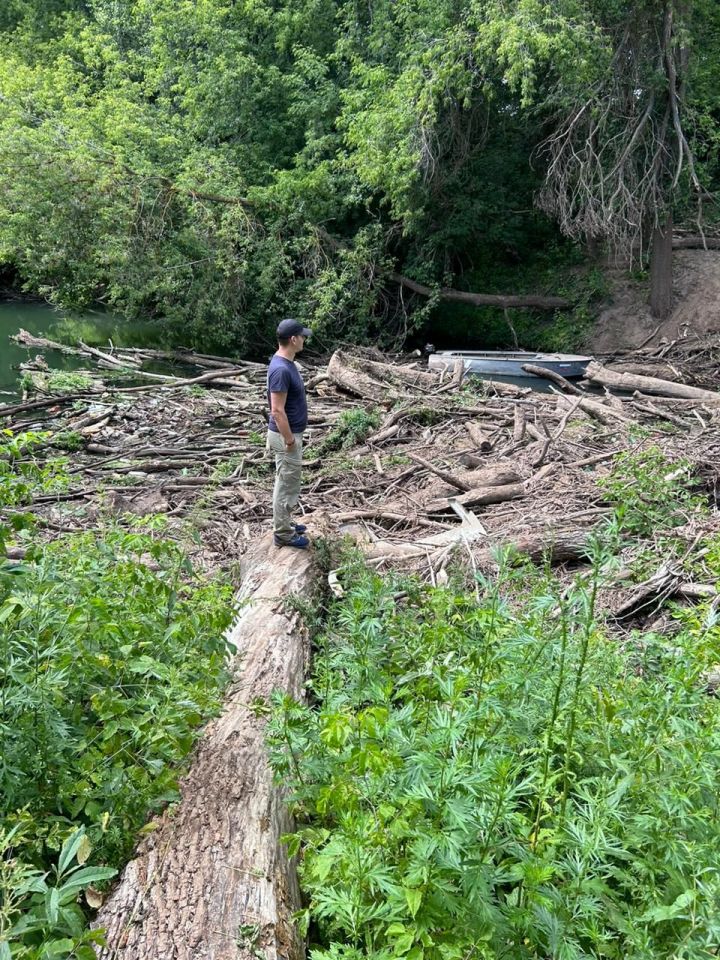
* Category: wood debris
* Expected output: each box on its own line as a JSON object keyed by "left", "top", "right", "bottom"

{"left": 2, "top": 335, "right": 719, "bottom": 584}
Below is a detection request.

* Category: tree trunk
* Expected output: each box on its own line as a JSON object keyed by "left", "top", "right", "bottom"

{"left": 95, "top": 541, "right": 315, "bottom": 960}
{"left": 672, "top": 235, "right": 720, "bottom": 249}
{"left": 649, "top": 214, "right": 674, "bottom": 320}
{"left": 326, "top": 351, "right": 397, "bottom": 404}
{"left": 427, "top": 482, "right": 526, "bottom": 513}
{"left": 585, "top": 361, "right": 720, "bottom": 402}
{"left": 389, "top": 273, "right": 570, "bottom": 310}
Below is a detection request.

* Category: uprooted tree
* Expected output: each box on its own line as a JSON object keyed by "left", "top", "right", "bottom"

{"left": 533, "top": 0, "right": 720, "bottom": 320}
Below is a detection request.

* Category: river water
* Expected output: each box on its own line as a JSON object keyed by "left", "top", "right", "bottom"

{"left": 0, "top": 301, "right": 166, "bottom": 398}
{"left": 1, "top": 300, "right": 562, "bottom": 399}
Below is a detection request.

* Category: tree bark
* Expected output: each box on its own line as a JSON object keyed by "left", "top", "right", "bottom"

{"left": 95, "top": 541, "right": 315, "bottom": 960}
{"left": 389, "top": 273, "right": 570, "bottom": 310}
{"left": 464, "top": 422, "right": 493, "bottom": 452}
{"left": 672, "top": 235, "right": 720, "bottom": 249}
{"left": 555, "top": 391, "right": 633, "bottom": 425}
{"left": 427, "top": 482, "right": 525, "bottom": 513}
{"left": 460, "top": 466, "right": 522, "bottom": 489}
{"left": 585, "top": 361, "right": 720, "bottom": 401}
{"left": 520, "top": 364, "right": 583, "bottom": 395}
{"left": 649, "top": 214, "right": 674, "bottom": 320}
{"left": 357, "top": 355, "right": 438, "bottom": 391}
{"left": 326, "top": 351, "right": 397, "bottom": 403}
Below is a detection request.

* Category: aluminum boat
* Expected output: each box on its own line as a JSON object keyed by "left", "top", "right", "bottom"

{"left": 428, "top": 350, "right": 592, "bottom": 378}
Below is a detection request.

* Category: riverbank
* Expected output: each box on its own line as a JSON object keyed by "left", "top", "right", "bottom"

{"left": 1, "top": 333, "right": 719, "bottom": 958}
{"left": 0, "top": 301, "right": 173, "bottom": 398}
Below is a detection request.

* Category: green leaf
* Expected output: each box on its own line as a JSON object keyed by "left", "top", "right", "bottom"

{"left": 58, "top": 866, "right": 117, "bottom": 900}
{"left": 404, "top": 887, "right": 422, "bottom": 918}
{"left": 394, "top": 932, "right": 416, "bottom": 956}
{"left": 58, "top": 829, "right": 85, "bottom": 876}
{"left": 45, "top": 886, "right": 60, "bottom": 925}
{"left": 642, "top": 890, "right": 696, "bottom": 923}
{"left": 76, "top": 834, "right": 92, "bottom": 866}
{"left": 74, "top": 948, "right": 101, "bottom": 960}
{"left": 43, "top": 939, "right": 75, "bottom": 957}
{"left": 0, "top": 597, "right": 24, "bottom": 623}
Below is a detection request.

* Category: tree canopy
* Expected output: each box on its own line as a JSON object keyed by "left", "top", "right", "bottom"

{"left": 0, "top": 0, "right": 717, "bottom": 350}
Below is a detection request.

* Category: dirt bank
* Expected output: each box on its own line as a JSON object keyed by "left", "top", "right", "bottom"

{"left": 589, "top": 249, "right": 720, "bottom": 353}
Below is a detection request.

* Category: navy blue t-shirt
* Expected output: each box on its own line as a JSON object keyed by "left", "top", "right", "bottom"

{"left": 267, "top": 355, "right": 308, "bottom": 433}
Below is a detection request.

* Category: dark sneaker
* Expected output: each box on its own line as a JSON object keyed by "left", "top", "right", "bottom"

{"left": 294, "top": 523, "right": 307, "bottom": 534}
{"left": 274, "top": 533, "right": 310, "bottom": 549}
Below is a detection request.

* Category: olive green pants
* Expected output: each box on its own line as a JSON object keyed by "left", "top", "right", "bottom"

{"left": 267, "top": 430, "right": 303, "bottom": 542}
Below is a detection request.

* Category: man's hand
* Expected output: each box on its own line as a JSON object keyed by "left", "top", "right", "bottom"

{"left": 285, "top": 437, "right": 296, "bottom": 449}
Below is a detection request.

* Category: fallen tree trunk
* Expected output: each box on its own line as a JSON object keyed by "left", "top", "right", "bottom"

{"left": 95, "top": 541, "right": 314, "bottom": 960}
{"left": 364, "top": 526, "right": 592, "bottom": 565}
{"left": 464, "top": 421, "right": 493, "bottom": 452}
{"left": 326, "top": 351, "right": 398, "bottom": 404}
{"left": 0, "top": 394, "right": 90, "bottom": 418}
{"left": 427, "top": 482, "right": 525, "bottom": 513}
{"left": 475, "top": 529, "right": 593, "bottom": 566}
{"left": 605, "top": 361, "right": 683, "bottom": 381}
{"left": 672, "top": 236, "right": 720, "bottom": 250}
{"left": 407, "top": 453, "right": 471, "bottom": 492}
{"left": 521, "top": 364, "right": 583, "bottom": 395}
{"left": 585, "top": 361, "right": 720, "bottom": 402}
{"left": 460, "top": 466, "right": 522, "bottom": 488}
{"left": 313, "top": 227, "right": 571, "bottom": 310}
{"left": 390, "top": 273, "right": 570, "bottom": 310}
{"left": 358, "top": 355, "right": 438, "bottom": 391}
{"left": 556, "top": 392, "right": 633, "bottom": 426}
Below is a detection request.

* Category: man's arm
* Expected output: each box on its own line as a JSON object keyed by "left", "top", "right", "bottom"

{"left": 270, "top": 392, "right": 296, "bottom": 448}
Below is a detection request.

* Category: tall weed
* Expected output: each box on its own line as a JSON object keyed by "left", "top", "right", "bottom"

{"left": 269, "top": 543, "right": 720, "bottom": 959}
{"left": 0, "top": 431, "right": 235, "bottom": 956}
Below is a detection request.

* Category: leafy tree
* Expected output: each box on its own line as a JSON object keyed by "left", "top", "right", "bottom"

{"left": 520, "top": 0, "right": 719, "bottom": 319}
{"left": 0, "top": 0, "right": 717, "bottom": 347}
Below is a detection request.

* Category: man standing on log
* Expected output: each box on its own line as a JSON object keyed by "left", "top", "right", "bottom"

{"left": 267, "top": 318, "right": 312, "bottom": 548}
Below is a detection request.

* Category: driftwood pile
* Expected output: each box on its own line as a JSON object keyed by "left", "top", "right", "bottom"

{"left": 3, "top": 331, "right": 720, "bottom": 579}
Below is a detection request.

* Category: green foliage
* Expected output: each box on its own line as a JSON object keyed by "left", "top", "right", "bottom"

{"left": 599, "top": 446, "right": 705, "bottom": 536}
{"left": 0, "top": 523, "right": 234, "bottom": 861}
{"left": 44, "top": 371, "right": 95, "bottom": 394}
{"left": 0, "top": 0, "right": 644, "bottom": 352}
{"left": 314, "top": 409, "right": 380, "bottom": 458}
{"left": 269, "top": 536, "right": 720, "bottom": 959}
{"left": 20, "top": 370, "right": 95, "bottom": 396}
{"left": 0, "top": 826, "right": 115, "bottom": 959}
{"left": 0, "top": 432, "right": 235, "bottom": 954}
{"left": 52, "top": 431, "right": 83, "bottom": 452}
{"left": 0, "top": 430, "right": 68, "bottom": 512}
{"left": 0, "top": 0, "right": 717, "bottom": 350}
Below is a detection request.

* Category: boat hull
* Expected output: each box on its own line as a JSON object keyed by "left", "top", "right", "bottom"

{"left": 428, "top": 351, "right": 591, "bottom": 379}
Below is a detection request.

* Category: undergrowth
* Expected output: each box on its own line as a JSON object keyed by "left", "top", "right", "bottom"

{"left": 269, "top": 450, "right": 720, "bottom": 960}
{"left": 0, "top": 432, "right": 235, "bottom": 958}
{"left": 314, "top": 410, "right": 381, "bottom": 458}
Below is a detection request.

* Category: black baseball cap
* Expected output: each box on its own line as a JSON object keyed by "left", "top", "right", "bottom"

{"left": 277, "top": 318, "right": 312, "bottom": 338}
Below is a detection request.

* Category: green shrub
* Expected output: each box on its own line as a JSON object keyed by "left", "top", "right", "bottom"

{"left": 0, "top": 431, "right": 235, "bottom": 955}
{"left": 314, "top": 409, "right": 381, "bottom": 457}
{"left": 0, "top": 430, "right": 68, "bottom": 512}
{"left": 269, "top": 541, "right": 720, "bottom": 960}
{"left": 45, "top": 371, "right": 95, "bottom": 394}
{"left": 0, "top": 826, "right": 115, "bottom": 959}
{"left": 0, "top": 527, "right": 234, "bottom": 867}
{"left": 599, "top": 445, "right": 705, "bottom": 536}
